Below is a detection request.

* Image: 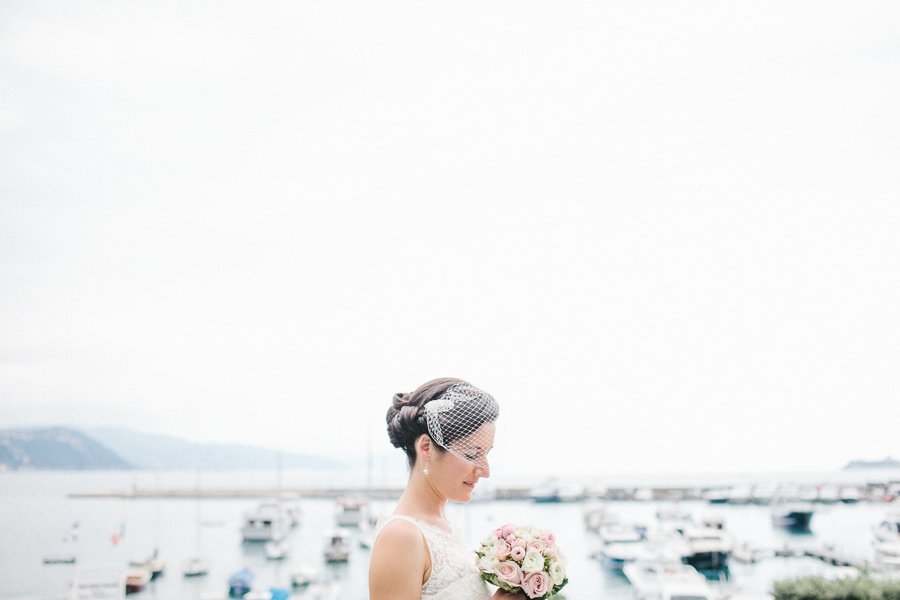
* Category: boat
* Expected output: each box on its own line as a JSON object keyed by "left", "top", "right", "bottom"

{"left": 228, "top": 569, "right": 254, "bottom": 597}
{"left": 624, "top": 560, "right": 717, "bottom": 600}
{"left": 771, "top": 503, "right": 815, "bottom": 532}
{"left": 183, "top": 557, "right": 209, "bottom": 577}
{"left": 358, "top": 521, "right": 376, "bottom": 549}
{"left": 304, "top": 581, "right": 341, "bottom": 600}
{"left": 875, "top": 512, "right": 900, "bottom": 544}
{"left": 732, "top": 542, "right": 764, "bottom": 564}
{"left": 125, "top": 567, "right": 152, "bottom": 594}
{"left": 584, "top": 502, "right": 609, "bottom": 532}
{"left": 335, "top": 497, "right": 368, "bottom": 527}
{"left": 843, "top": 457, "right": 900, "bottom": 470}
{"left": 594, "top": 522, "right": 647, "bottom": 569}
{"left": 264, "top": 539, "right": 290, "bottom": 560}
{"left": 290, "top": 565, "right": 320, "bottom": 588}
{"left": 43, "top": 555, "right": 77, "bottom": 564}
{"left": 679, "top": 519, "right": 733, "bottom": 572}
{"left": 241, "top": 502, "right": 290, "bottom": 542}
{"left": 129, "top": 548, "right": 165, "bottom": 579}
{"left": 44, "top": 522, "right": 79, "bottom": 565}
{"left": 184, "top": 470, "right": 209, "bottom": 576}
{"left": 324, "top": 529, "right": 351, "bottom": 563}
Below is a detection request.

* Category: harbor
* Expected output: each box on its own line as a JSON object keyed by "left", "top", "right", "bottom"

{"left": 5, "top": 468, "right": 900, "bottom": 600}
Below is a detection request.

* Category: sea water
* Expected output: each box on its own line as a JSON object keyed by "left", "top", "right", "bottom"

{"left": 1, "top": 469, "right": 897, "bottom": 600}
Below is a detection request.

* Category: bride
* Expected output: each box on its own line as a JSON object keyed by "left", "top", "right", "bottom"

{"left": 369, "top": 378, "right": 523, "bottom": 600}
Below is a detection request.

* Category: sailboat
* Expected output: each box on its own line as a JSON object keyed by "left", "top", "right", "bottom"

{"left": 44, "top": 522, "right": 79, "bottom": 564}
{"left": 183, "top": 470, "right": 209, "bottom": 577}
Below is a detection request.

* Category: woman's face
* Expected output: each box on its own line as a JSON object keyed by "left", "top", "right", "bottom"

{"left": 429, "top": 421, "right": 495, "bottom": 503}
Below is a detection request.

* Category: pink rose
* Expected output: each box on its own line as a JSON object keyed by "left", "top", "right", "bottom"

{"left": 495, "top": 561, "right": 524, "bottom": 587}
{"left": 528, "top": 539, "right": 546, "bottom": 554}
{"left": 507, "top": 534, "right": 517, "bottom": 544}
{"left": 539, "top": 530, "right": 556, "bottom": 544}
{"left": 492, "top": 540, "right": 512, "bottom": 560}
{"left": 501, "top": 523, "right": 518, "bottom": 538}
{"left": 521, "top": 570, "right": 552, "bottom": 599}
{"left": 493, "top": 528, "right": 503, "bottom": 539}
{"left": 511, "top": 538, "right": 527, "bottom": 548}
{"left": 511, "top": 546, "right": 526, "bottom": 561}
{"left": 542, "top": 545, "right": 557, "bottom": 558}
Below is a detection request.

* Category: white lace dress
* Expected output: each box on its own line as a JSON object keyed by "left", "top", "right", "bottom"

{"left": 374, "top": 514, "right": 491, "bottom": 600}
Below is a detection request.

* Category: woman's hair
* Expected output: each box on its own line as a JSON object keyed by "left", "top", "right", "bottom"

{"left": 386, "top": 377, "right": 498, "bottom": 468}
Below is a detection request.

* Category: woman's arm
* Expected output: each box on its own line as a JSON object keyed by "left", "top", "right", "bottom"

{"left": 369, "top": 519, "right": 430, "bottom": 600}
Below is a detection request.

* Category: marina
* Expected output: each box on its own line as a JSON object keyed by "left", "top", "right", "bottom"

{"left": 4, "top": 468, "right": 900, "bottom": 600}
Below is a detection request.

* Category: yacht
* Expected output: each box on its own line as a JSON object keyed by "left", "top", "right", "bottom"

{"left": 335, "top": 497, "right": 368, "bottom": 527}
{"left": 241, "top": 502, "right": 290, "bottom": 542}
{"left": 874, "top": 512, "right": 900, "bottom": 544}
{"left": 324, "top": 529, "right": 351, "bottom": 563}
{"left": 594, "top": 522, "right": 647, "bottom": 569}
{"left": 679, "top": 519, "right": 733, "bottom": 572}
{"left": 624, "top": 560, "right": 717, "bottom": 600}
{"left": 771, "top": 502, "right": 815, "bottom": 532}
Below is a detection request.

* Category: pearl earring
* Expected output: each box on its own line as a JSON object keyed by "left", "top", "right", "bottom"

{"left": 424, "top": 458, "right": 429, "bottom": 475}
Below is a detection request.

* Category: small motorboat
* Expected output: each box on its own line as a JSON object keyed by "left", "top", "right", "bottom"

{"left": 264, "top": 539, "right": 290, "bottom": 560}
{"left": 183, "top": 556, "right": 209, "bottom": 577}
{"left": 290, "top": 565, "right": 320, "bottom": 588}
{"left": 125, "top": 567, "right": 152, "bottom": 594}
{"left": 43, "top": 555, "right": 77, "bottom": 564}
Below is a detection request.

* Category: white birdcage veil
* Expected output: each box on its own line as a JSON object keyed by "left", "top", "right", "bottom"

{"left": 424, "top": 382, "right": 498, "bottom": 468}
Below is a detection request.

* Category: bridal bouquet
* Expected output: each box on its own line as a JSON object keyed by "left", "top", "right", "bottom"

{"left": 476, "top": 523, "right": 568, "bottom": 599}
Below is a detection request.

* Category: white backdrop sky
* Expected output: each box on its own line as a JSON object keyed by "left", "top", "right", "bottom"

{"left": 1, "top": 1, "right": 898, "bottom": 479}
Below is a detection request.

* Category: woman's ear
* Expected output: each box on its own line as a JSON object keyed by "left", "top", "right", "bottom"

{"left": 415, "top": 434, "right": 432, "bottom": 460}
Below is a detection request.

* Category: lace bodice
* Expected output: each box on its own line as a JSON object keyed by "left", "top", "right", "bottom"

{"left": 374, "top": 514, "right": 491, "bottom": 600}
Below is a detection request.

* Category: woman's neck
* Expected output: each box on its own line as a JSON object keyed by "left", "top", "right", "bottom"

{"left": 394, "top": 470, "right": 448, "bottom": 525}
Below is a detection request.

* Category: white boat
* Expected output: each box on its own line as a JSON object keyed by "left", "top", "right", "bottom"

{"left": 875, "top": 512, "right": 900, "bottom": 544}
{"left": 125, "top": 567, "right": 152, "bottom": 594}
{"left": 335, "top": 497, "right": 368, "bottom": 527}
{"left": 264, "top": 539, "right": 290, "bottom": 560}
{"left": 43, "top": 555, "right": 77, "bottom": 564}
{"left": 324, "top": 529, "right": 351, "bottom": 563}
{"left": 624, "top": 560, "right": 717, "bottom": 600}
{"left": 129, "top": 550, "right": 165, "bottom": 579}
{"left": 680, "top": 520, "right": 733, "bottom": 572}
{"left": 290, "top": 565, "right": 320, "bottom": 587}
{"left": 182, "top": 557, "right": 209, "bottom": 577}
{"left": 358, "top": 521, "right": 376, "bottom": 549}
{"left": 595, "top": 522, "right": 647, "bottom": 569}
{"left": 305, "top": 581, "right": 341, "bottom": 600}
{"left": 184, "top": 471, "right": 209, "bottom": 577}
{"left": 241, "top": 502, "right": 290, "bottom": 542}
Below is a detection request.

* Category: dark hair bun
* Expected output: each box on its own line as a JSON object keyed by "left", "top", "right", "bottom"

{"left": 385, "top": 378, "right": 463, "bottom": 468}
{"left": 386, "top": 392, "right": 427, "bottom": 450}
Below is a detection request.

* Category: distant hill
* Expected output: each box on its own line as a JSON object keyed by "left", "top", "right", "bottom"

{"left": 84, "top": 427, "right": 346, "bottom": 471}
{"left": 0, "top": 427, "right": 132, "bottom": 470}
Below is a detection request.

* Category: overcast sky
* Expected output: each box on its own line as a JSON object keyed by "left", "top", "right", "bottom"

{"left": 1, "top": 1, "right": 898, "bottom": 480}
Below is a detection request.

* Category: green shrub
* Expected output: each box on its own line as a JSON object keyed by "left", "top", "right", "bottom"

{"left": 774, "top": 575, "right": 900, "bottom": 600}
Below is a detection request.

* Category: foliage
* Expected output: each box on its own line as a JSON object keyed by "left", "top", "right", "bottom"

{"left": 774, "top": 574, "right": 900, "bottom": 600}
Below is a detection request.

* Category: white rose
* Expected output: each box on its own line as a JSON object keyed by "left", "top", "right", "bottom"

{"left": 479, "top": 554, "right": 501, "bottom": 574}
{"left": 521, "top": 550, "right": 544, "bottom": 573}
{"left": 481, "top": 534, "right": 500, "bottom": 547}
{"left": 516, "top": 526, "right": 536, "bottom": 541}
{"left": 549, "top": 561, "right": 566, "bottom": 585}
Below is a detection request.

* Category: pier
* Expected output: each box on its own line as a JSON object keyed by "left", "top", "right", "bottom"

{"left": 803, "top": 547, "right": 879, "bottom": 571}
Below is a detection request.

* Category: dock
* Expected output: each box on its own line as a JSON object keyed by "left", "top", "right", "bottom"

{"left": 803, "top": 547, "right": 879, "bottom": 571}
